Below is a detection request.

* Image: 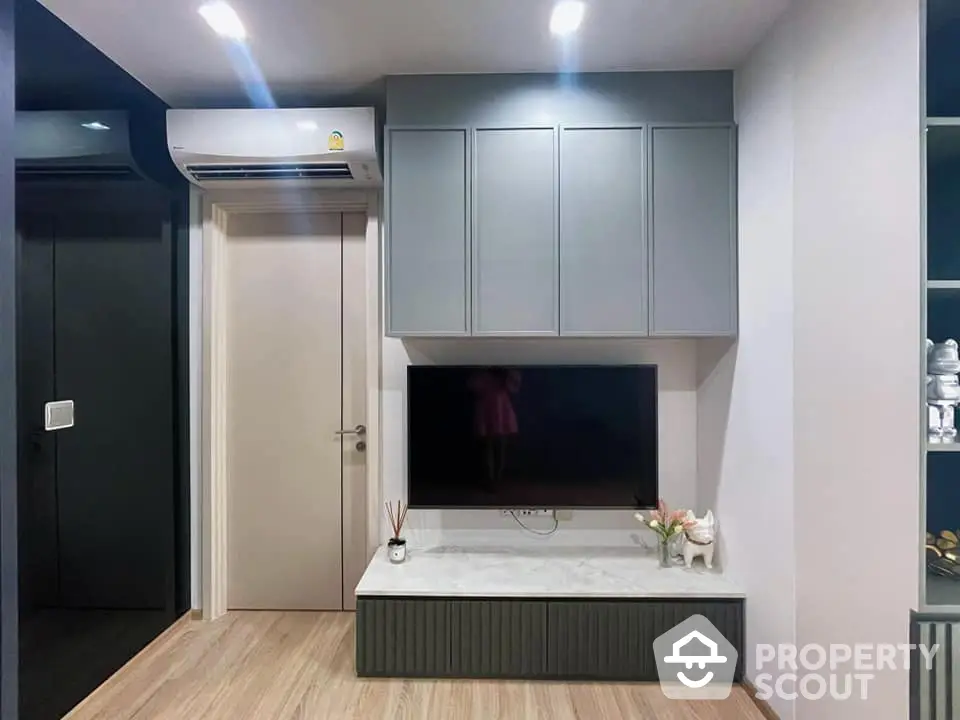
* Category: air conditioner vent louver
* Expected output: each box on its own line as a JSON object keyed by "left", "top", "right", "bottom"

{"left": 186, "top": 162, "right": 353, "bottom": 182}
{"left": 16, "top": 164, "right": 138, "bottom": 180}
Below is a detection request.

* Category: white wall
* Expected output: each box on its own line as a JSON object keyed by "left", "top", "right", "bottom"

{"left": 704, "top": 1, "right": 921, "bottom": 717}
{"left": 381, "top": 337, "right": 700, "bottom": 548}
{"left": 698, "top": 11, "right": 798, "bottom": 718}
{"left": 791, "top": 0, "right": 920, "bottom": 717}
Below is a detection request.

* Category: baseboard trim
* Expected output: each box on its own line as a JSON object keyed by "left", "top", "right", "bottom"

{"left": 742, "top": 679, "right": 781, "bottom": 720}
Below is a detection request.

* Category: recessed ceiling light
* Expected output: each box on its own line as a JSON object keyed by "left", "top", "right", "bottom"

{"left": 198, "top": 1, "right": 247, "bottom": 41}
{"left": 549, "top": 0, "right": 586, "bottom": 37}
{"left": 296, "top": 120, "right": 319, "bottom": 132}
{"left": 80, "top": 121, "right": 110, "bottom": 131}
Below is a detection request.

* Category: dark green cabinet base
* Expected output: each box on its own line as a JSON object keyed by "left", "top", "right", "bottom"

{"left": 356, "top": 596, "right": 744, "bottom": 681}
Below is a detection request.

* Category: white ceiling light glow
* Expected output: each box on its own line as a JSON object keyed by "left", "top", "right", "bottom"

{"left": 80, "top": 121, "right": 110, "bottom": 131}
{"left": 549, "top": 0, "right": 586, "bottom": 37}
{"left": 198, "top": 1, "right": 247, "bottom": 41}
{"left": 296, "top": 120, "right": 319, "bottom": 131}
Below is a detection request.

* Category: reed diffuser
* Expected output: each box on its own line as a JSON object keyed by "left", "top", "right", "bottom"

{"left": 385, "top": 500, "right": 408, "bottom": 564}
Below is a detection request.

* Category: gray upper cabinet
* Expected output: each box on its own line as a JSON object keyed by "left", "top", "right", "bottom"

{"left": 473, "top": 128, "right": 558, "bottom": 335}
{"left": 560, "top": 126, "right": 647, "bottom": 336}
{"left": 385, "top": 122, "right": 738, "bottom": 338}
{"left": 649, "top": 125, "right": 737, "bottom": 336}
{"left": 386, "top": 128, "right": 470, "bottom": 336}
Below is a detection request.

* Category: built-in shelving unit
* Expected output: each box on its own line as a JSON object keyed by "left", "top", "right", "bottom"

{"left": 918, "top": 0, "right": 960, "bottom": 616}
{"left": 922, "top": 0, "right": 960, "bottom": 611}
{"left": 923, "top": 68, "right": 960, "bottom": 608}
{"left": 923, "top": 116, "right": 960, "bottom": 610}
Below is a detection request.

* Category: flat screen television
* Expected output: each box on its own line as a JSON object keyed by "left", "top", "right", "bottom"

{"left": 406, "top": 365, "right": 658, "bottom": 509}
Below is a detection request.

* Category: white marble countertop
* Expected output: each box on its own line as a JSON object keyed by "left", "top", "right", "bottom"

{"left": 355, "top": 544, "right": 744, "bottom": 599}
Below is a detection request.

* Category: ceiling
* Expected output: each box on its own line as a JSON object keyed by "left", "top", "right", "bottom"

{"left": 17, "top": 0, "right": 167, "bottom": 111}
{"left": 38, "top": 0, "right": 790, "bottom": 108}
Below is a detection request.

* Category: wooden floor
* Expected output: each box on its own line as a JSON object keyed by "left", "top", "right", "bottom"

{"left": 66, "top": 612, "right": 766, "bottom": 720}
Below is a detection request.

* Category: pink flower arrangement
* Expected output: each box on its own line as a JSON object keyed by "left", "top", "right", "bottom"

{"left": 634, "top": 498, "right": 696, "bottom": 543}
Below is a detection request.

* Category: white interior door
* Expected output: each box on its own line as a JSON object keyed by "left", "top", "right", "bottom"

{"left": 225, "top": 211, "right": 366, "bottom": 610}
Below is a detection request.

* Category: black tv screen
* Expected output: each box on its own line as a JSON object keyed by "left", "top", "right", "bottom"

{"left": 406, "top": 365, "right": 658, "bottom": 509}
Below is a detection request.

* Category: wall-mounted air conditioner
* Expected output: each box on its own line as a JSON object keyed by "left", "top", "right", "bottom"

{"left": 16, "top": 110, "right": 145, "bottom": 181}
{"left": 166, "top": 107, "right": 382, "bottom": 189}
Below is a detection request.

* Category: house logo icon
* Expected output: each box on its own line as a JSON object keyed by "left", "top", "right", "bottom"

{"left": 653, "top": 615, "right": 738, "bottom": 700}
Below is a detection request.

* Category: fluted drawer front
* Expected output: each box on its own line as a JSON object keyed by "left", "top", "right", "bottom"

{"left": 449, "top": 600, "right": 547, "bottom": 677}
{"left": 547, "top": 599, "right": 744, "bottom": 681}
{"left": 911, "top": 614, "right": 960, "bottom": 720}
{"left": 356, "top": 597, "right": 450, "bottom": 677}
{"left": 356, "top": 596, "right": 744, "bottom": 680}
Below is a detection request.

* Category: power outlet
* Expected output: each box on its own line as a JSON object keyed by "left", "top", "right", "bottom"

{"left": 501, "top": 509, "right": 555, "bottom": 518}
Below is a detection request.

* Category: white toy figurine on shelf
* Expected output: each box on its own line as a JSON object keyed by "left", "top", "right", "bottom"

{"left": 682, "top": 510, "right": 717, "bottom": 570}
{"left": 927, "top": 339, "right": 960, "bottom": 439}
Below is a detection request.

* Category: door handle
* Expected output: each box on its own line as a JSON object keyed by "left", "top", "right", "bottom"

{"left": 335, "top": 424, "right": 366, "bottom": 437}
{"left": 45, "top": 400, "right": 75, "bottom": 431}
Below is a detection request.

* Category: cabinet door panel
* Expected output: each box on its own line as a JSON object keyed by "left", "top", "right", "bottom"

{"left": 18, "top": 215, "right": 58, "bottom": 609}
{"left": 474, "top": 128, "right": 558, "bottom": 335}
{"left": 387, "top": 128, "right": 469, "bottom": 335}
{"left": 54, "top": 211, "right": 173, "bottom": 609}
{"left": 560, "top": 126, "right": 646, "bottom": 335}
{"left": 650, "top": 126, "right": 736, "bottom": 335}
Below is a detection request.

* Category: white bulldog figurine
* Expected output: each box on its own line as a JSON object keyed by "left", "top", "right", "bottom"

{"left": 682, "top": 510, "right": 716, "bottom": 570}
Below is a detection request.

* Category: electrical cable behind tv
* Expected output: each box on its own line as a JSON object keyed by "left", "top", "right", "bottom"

{"left": 509, "top": 510, "right": 559, "bottom": 536}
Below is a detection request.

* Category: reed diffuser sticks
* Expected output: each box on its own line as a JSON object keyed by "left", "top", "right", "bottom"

{"left": 385, "top": 500, "right": 408, "bottom": 540}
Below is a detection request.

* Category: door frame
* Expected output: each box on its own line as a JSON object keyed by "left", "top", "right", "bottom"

{"left": 198, "top": 188, "right": 381, "bottom": 620}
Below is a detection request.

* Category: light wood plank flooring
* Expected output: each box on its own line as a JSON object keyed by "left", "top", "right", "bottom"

{"left": 66, "top": 612, "right": 765, "bottom": 720}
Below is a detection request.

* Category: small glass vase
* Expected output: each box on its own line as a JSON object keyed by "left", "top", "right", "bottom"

{"left": 657, "top": 539, "right": 672, "bottom": 568}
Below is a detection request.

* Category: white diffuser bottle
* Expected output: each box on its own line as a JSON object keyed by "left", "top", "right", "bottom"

{"left": 385, "top": 500, "right": 408, "bottom": 564}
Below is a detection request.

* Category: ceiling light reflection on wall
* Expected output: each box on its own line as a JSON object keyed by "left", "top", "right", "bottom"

{"left": 80, "top": 121, "right": 110, "bottom": 131}
{"left": 550, "top": 0, "right": 586, "bottom": 37}
{"left": 296, "top": 120, "right": 319, "bottom": 132}
{"left": 198, "top": 1, "right": 247, "bottom": 41}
